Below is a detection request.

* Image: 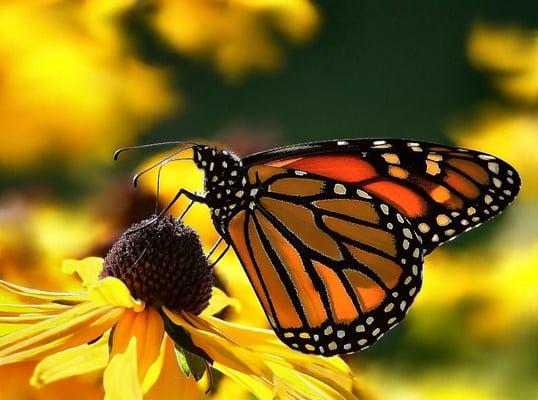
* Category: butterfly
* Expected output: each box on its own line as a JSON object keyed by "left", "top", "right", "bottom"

{"left": 117, "top": 138, "right": 520, "bottom": 356}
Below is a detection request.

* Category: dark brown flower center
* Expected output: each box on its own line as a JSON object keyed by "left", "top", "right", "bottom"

{"left": 100, "top": 215, "right": 213, "bottom": 314}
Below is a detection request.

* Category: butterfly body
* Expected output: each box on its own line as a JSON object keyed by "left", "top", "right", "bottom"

{"left": 193, "top": 146, "right": 246, "bottom": 236}
{"left": 187, "top": 138, "right": 520, "bottom": 355}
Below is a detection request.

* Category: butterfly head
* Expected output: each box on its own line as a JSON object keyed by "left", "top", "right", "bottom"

{"left": 193, "top": 145, "right": 243, "bottom": 175}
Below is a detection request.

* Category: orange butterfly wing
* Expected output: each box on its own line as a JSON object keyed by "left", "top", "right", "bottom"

{"left": 245, "top": 139, "right": 520, "bottom": 253}
{"left": 225, "top": 169, "right": 423, "bottom": 355}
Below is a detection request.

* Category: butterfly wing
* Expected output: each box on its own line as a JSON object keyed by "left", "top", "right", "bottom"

{"left": 243, "top": 139, "right": 521, "bottom": 253}
{"left": 225, "top": 168, "right": 424, "bottom": 355}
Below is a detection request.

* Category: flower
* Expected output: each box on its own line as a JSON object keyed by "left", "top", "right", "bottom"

{"left": 0, "top": 0, "right": 176, "bottom": 170}
{"left": 0, "top": 197, "right": 107, "bottom": 293}
{"left": 467, "top": 22, "right": 538, "bottom": 105}
{"left": 450, "top": 105, "right": 538, "bottom": 199}
{"left": 149, "top": 0, "right": 320, "bottom": 80}
{"left": 0, "top": 362, "right": 105, "bottom": 400}
{"left": 0, "top": 216, "right": 361, "bottom": 399}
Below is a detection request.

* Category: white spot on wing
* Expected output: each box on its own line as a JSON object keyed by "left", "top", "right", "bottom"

{"left": 488, "top": 162, "right": 500, "bottom": 174}
{"left": 357, "top": 189, "right": 372, "bottom": 199}
{"left": 334, "top": 184, "right": 347, "bottom": 195}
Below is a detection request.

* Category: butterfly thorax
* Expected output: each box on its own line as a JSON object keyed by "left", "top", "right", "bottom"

{"left": 193, "top": 145, "right": 249, "bottom": 234}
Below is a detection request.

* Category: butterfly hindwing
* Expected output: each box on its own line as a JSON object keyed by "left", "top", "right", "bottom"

{"left": 226, "top": 170, "right": 424, "bottom": 355}
{"left": 243, "top": 139, "right": 521, "bottom": 253}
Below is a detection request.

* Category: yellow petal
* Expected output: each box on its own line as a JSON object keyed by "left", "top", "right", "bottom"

{"left": 271, "top": 362, "right": 351, "bottom": 400}
{"left": 88, "top": 277, "right": 145, "bottom": 311}
{"left": 211, "top": 376, "right": 260, "bottom": 400}
{"left": 167, "top": 310, "right": 358, "bottom": 399}
{"left": 145, "top": 337, "right": 201, "bottom": 400}
{"left": 0, "top": 279, "right": 86, "bottom": 303}
{"left": 214, "top": 364, "right": 273, "bottom": 400}
{"left": 104, "top": 337, "right": 143, "bottom": 400}
{"left": 201, "top": 287, "right": 241, "bottom": 317}
{"left": 194, "top": 313, "right": 354, "bottom": 387}
{"left": 164, "top": 309, "right": 271, "bottom": 378}
{"left": 0, "top": 323, "right": 33, "bottom": 335}
{"left": 0, "top": 315, "right": 51, "bottom": 323}
{"left": 138, "top": 309, "right": 165, "bottom": 390}
{"left": 141, "top": 337, "right": 166, "bottom": 393}
{"left": 31, "top": 333, "right": 109, "bottom": 387}
{"left": 109, "top": 308, "right": 165, "bottom": 393}
{"left": 0, "top": 302, "right": 96, "bottom": 352}
{"left": 0, "top": 303, "right": 122, "bottom": 364}
{"left": 0, "top": 303, "right": 70, "bottom": 314}
{"left": 62, "top": 257, "right": 104, "bottom": 287}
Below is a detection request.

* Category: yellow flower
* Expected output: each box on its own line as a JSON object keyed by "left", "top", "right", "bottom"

{"left": 0, "top": 361, "right": 104, "bottom": 400}
{"left": 150, "top": 0, "right": 320, "bottom": 80}
{"left": 467, "top": 22, "right": 538, "bottom": 105}
{"left": 450, "top": 105, "right": 538, "bottom": 198}
{"left": 0, "top": 199, "right": 107, "bottom": 294}
{"left": 0, "top": 0, "right": 176, "bottom": 169}
{"left": 359, "top": 370, "right": 499, "bottom": 400}
{"left": 0, "top": 218, "right": 361, "bottom": 399}
{"left": 410, "top": 243, "right": 538, "bottom": 345}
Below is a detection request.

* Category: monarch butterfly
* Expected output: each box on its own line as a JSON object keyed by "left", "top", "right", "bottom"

{"left": 116, "top": 138, "right": 520, "bottom": 356}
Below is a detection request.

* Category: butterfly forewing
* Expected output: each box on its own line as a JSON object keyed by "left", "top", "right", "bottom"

{"left": 226, "top": 169, "right": 424, "bottom": 355}
{"left": 243, "top": 139, "right": 521, "bottom": 253}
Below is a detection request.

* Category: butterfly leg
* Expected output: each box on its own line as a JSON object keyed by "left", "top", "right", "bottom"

{"left": 177, "top": 199, "right": 196, "bottom": 221}
{"left": 206, "top": 237, "right": 224, "bottom": 259}
{"left": 208, "top": 240, "right": 230, "bottom": 269}
{"left": 127, "top": 188, "right": 207, "bottom": 234}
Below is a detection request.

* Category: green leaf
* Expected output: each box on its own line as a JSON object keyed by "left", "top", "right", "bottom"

{"left": 173, "top": 344, "right": 209, "bottom": 382}
{"left": 174, "top": 345, "right": 191, "bottom": 378}
{"left": 183, "top": 349, "right": 208, "bottom": 382}
{"left": 159, "top": 309, "right": 213, "bottom": 364}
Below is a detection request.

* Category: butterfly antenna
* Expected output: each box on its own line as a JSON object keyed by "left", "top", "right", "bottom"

{"left": 153, "top": 157, "right": 192, "bottom": 213}
{"left": 154, "top": 161, "right": 166, "bottom": 214}
{"left": 113, "top": 141, "right": 198, "bottom": 161}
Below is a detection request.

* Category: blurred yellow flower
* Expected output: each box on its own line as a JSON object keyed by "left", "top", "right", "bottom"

{"left": 0, "top": 197, "right": 106, "bottom": 294}
{"left": 412, "top": 243, "right": 538, "bottom": 344}
{"left": 0, "top": 0, "right": 176, "bottom": 169}
{"left": 150, "top": 0, "right": 320, "bottom": 80}
{"left": 0, "top": 361, "right": 104, "bottom": 400}
{"left": 450, "top": 106, "right": 538, "bottom": 198}
{"left": 361, "top": 371, "right": 498, "bottom": 400}
{"left": 468, "top": 22, "right": 538, "bottom": 104}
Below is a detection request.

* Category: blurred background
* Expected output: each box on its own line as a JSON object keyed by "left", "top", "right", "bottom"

{"left": 0, "top": 1, "right": 536, "bottom": 399}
